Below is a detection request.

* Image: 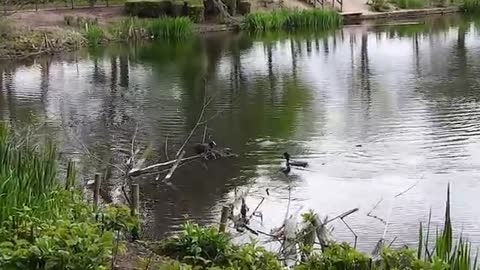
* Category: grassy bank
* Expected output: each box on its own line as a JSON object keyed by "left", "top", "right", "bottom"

{"left": 0, "top": 15, "right": 193, "bottom": 59}
{"left": 0, "top": 123, "right": 138, "bottom": 269}
{"left": 243, "top": 9, "right": 342, "bottom": 32}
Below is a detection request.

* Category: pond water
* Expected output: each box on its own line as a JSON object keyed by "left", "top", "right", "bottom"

{"left": 2, "top": 15, "right": 480, "bottom": 251}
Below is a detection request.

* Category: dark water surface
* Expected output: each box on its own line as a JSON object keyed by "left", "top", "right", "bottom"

{"left": 2, "top": 15, "right": 480, "bottom": 250}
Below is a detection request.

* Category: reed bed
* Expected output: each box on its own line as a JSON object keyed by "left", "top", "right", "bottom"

{"left": 0, "top": 123, "right": 58, "bottom": 223}
{"left": 463, "top": 0, "right": 480, "bottom": 13}
{"left": 84, "top": 23, "right": 105, "bottom": 45}
{"left": 114, "top": 16, "right": 193, "bottom": 41}
{"left": 243, "top": 9, "right": 342, "bottom": 32}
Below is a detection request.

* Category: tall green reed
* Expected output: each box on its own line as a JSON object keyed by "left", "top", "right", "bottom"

{"left": 417, "top": 184, "right": 478, "bottom": 270}
{"left": 0, "top": 123, "right": 58, "bottom": 223}
{"left": 243, "top": 9, "right": 342, "bottom": 32}
{"left": 84, "top": 23, "right": 105, "bottom": 45}
{"left": 114, "top": 16, "right": 193, "bottom": 41}
{"left": 463, "top": 0, "right": 480, "bottom": 13}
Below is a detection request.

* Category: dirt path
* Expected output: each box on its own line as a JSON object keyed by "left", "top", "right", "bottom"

{"left": 8, "top": 6, "right": 124, "bottom": 29}
{"left": 342, "top": 0, "right": 371, "bottom": 13}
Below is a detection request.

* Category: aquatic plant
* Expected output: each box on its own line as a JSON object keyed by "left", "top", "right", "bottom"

{"left": 113, "top": 16, "right": 193, "bottom": 41}
{"left": 243, "top": 9, "right": 342, "bottom": 32}
{"left": 145, "top": 16, "right": 193, "bottom": 40}
{"left": 0, "top": 123, "right": 58, "bottom": 223}
{"left": 84, "top": 23, "right": 104, "bottom": 45}
{"left": 463, "top": 0, "right": 480, "bottom": 13}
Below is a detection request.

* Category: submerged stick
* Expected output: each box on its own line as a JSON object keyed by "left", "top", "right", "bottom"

{"left": 128, "top": 154, "right": 202, "bottom": 176}
{"left": 162, "top": 150, "right": 186, "bottom": 182}
{"left": 175, "top": 80, "right": 212, "bottom": 158}
{"left": 394, "top": 179, "right": 421, "bottom": 198}
{"left": 93, "top": 173, "right": 101, "bottom": 211}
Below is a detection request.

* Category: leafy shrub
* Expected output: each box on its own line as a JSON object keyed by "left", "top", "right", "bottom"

{"left": 295, "top": 242, "right": 371, "bottom": 270}
{"left": 377, "top": 247, "right": 428, "bottom": 269}
{"left": 0, "top": 124, "right": 138, "bottom": 269}
{"left": 0, "top": 191, "right": 136, "bottom": 270}
{"left": 159, "top": 222, "right": 232, "bottom": 266}
{"left": 228, "top": 242, "right": 282, "bottom": 270}
{"left": 395, "top": 0, "right": 426, "bottom": 8}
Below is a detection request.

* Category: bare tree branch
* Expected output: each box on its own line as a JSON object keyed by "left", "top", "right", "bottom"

{"left": 161, "top": 150, "right": 186, "bottom": 182}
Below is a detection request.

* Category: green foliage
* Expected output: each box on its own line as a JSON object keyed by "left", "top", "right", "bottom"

{"left": 463, "top": 0, "right": 480, "bottom": 13}
{"left": 159, "top": 222, "right": 232, "bottom": 266}
{"left": 145, "top": 17, "right": 193, "bottom": 40}
{"left": 0, "top": 123, "right": 58, "bottom": 223}
{"left": 394, "top": 0, "right": 426, "bottom": 9}
{"left": 157, "top": 185, "right": 478, "bottom": 270}
{"left": 378, "top": 247, "right": 428, "bottom": 269}
{"left": 84, "top": 23, "right": 104, "bottom": 45}
{"left": 0, "top": 123, "right": 138, "bottom": 269}
{"left": 157, "top": 223, "right": 281, "bottom": 269}
{"left": 296, "top": 242, "right": 371, "bottom": 270}
{"left": 113, "top": 17, "right": 192, "bottom": 41}
{"left": 228, "top": 242, "right": 282, "bottom": 270}
{"left": 243, "top": 9, "right": 342, "bottom": 32}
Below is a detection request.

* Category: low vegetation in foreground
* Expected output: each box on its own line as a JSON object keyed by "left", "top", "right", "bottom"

{"left": 0, "top": 122, "right": 478, "bottom": 269}
{"left": 243, "top": 9, "right": 342, "bottom": 32}
{"left": 0, "top": 124, "right": 138, "bottom": 269}
{"left": 148, "top": 185, "right": 477, "bottom": 270}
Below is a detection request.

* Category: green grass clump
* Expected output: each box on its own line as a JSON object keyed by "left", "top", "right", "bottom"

{"left": 463, "top": 0, "right": 480, "bottom": 13}
{"left": 145, "top": 16, "right": 193, "bottom": 40}
{"left": 113, "top": 16, "right": 192, "bottom": 40}
{"left": 84, "top": 23, "right": 105, "bottom": 45}
{"left": 243, "top": 9, "right": 342, "bottom": 32}
{"left": 395, "top": 0, "right": 426, "bottom": 8}
{"left": 0, "top": 124, "right": 58, "bottom": 222}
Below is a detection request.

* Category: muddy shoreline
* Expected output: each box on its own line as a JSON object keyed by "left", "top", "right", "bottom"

{"left": 0, "top": 6, "right": 462, "bottom": 61}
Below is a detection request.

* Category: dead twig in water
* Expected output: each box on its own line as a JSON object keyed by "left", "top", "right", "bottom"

{"left": 394, "top": 180, "right": 421, "bottom": 198}
{"left": 175, "top": 80, "right": 213, "bottom": 158}
{"left": 160, "top": 150, "right": 186, "bottom": 182}
{"left": 202, "top": 125, "right": 208, "bottom": 144}
{"left": 366, "top": 198, "right": 387, "bottom": 225}
{"left": 128, "top": 154, "right": 202, "bottom": 176}
{"left": 164, "top": 137, "right": 169, "bottom": 160}
{"left": 247, "top": 197, "right": 265, "bottom": 222}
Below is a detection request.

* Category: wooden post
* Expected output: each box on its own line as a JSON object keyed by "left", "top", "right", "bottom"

{"left": 130, "top": 184, "right": 140, "bottom": 217}
{"left": 219, "top": 206, "right": 229, "bottom": 233}
{"left": 65, "top": 161, "right": 75, "bottom": 190}
{"left": 93, "top": 173, "right": 101, "bottom": 211}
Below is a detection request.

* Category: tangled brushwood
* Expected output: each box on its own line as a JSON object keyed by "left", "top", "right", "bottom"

{"left": 148, "top": 184, "right": 477, "bottom": 270}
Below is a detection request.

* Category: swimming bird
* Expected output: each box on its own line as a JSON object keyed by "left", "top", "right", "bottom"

{"left": 283, "top": 152, "right": 308, "bottom": 168}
